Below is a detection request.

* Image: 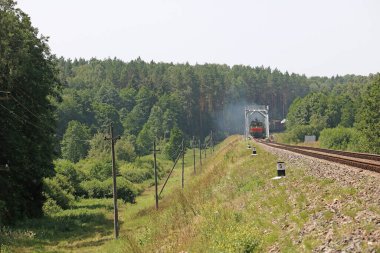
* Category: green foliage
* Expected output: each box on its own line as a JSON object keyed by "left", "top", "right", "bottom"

{"left": 115, "top": 136, "right": 136, "bottom": 162}
{"left": 119, "top": 87, "right": 137, "bottom": 114}
{"left": 43, "top": 178, "right": 75, "bottom": 209}
{"left": 284, "top": 125, "right": 319, "bottom": 143}
{"left": 80, "top": 178, "right": 138, "bottom": 203}
{"left": 136, "top": 124, "right": 154, "bottom": 155}
{"left": 42, "top": 197, "right": 63, "bottom": 216}
{"left": 92, "top": 102, "right": 123, "bottom": 135}
{"left": 319, "top": 127, "right": 362, "bottom": 151}
{"left": 53, "top": 159, "right": 83, "bottom": 195}
{"left": 284, "top": 80, "right": 373, "bottom": 147}
{"left": 119, "top": 161, "right": 154, "bottom": 183}
{"left": 355, "top": 74, "right": 380, "bottom": 153}
{"left": 96, "top": 81, "right": 121, "bottom": 109}
{"left": 88, "top": 132, "right": 111, "bottom": 159}
{"left": 123, "top": 87, "right": 156, "bottom": 136}
{"left": 165, "top": 126, "right": 184, "bottom": 161}
{"left": 76, "top": 158, "right": 112, "bottom": 181}
{"left": 61, "top": 121, "right": 91, "bottom": 162}
{"left": 0, "top": 0, "right": 60, "bottom": 223}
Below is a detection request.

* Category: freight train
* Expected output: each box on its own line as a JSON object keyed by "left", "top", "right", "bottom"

{"left": 249, "top": 119, "right": 266, "bottom": 138}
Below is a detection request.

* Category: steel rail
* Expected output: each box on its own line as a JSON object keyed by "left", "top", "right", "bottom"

{"left": 257, "top": 140, "right": 380, "bottom": 174}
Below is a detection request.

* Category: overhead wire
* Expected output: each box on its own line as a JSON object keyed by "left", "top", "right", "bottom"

{"left": 0, "top": 102, "right": 91, "bottom": 142}
{"left": 11, "top": 94, "right": 44, "bottom": 122}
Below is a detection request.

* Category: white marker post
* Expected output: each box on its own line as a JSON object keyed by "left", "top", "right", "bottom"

{"left": 251, "top": 147, "right": 257, "bottom": 156}
{"left": 277, "top": 162, "right": 286, "bottom": 177}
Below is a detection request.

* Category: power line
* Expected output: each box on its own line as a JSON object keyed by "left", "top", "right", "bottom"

{"left": 0, "top": 103, "right": 91, "bottom": 142}
{"left": 11, "top": 94, "right": 43, "bottom": 122}
{"left": 0, "top": 103, "right": 45, "bottom": 131}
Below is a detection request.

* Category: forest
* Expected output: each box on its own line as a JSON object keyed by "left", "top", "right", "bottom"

{"left": 284, "top": 74, "right": 380, "bottom": 154}
{"left": 1, "top": 0, "right": 379, "bottom": 230}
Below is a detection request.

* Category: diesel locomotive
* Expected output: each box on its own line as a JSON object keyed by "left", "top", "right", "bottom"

{"left": 249, "top": 119, "right": 266, "bottom": 138}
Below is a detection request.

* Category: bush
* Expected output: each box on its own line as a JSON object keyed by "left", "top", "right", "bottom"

{"left": 319, "top": 127, "right": 362, "bottom": 151}
{"left": 165, "top": 126, "right": 184, "bottom": 161}
{"left": 42, "top": 197, "right": 63, "bottom": 215}
{"left": 115, "top": 137, "right": 136, "bottom": 162}
{"left": 284, "top": 125, "right": 319, "bottom": 143}
{"left": 43, "top": 177, "right": 75, "bottom": 209}
{"left": 80, "top": 179, "right": 106, "bottom": 198}
{"left": 80, "top": 178, "right": 138, "bottom": 203}
{"left": 106, "top": 177, "right": 139, "bottom": 203}
{"left": 53, "top": 160, "right": 87, "bottom": 197}
{"left": 76, "top": 158, "right": 113, "bottom": 181}
{"left": 120, "top": 166, "right": 153, "bottom": 183}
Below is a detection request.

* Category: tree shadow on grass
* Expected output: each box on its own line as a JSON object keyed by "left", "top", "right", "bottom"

{"left": 8, "top": 209, "right": 120, "bottom": 250}
{"left": 71, "top": 203, "right": 113, "bottom": 211}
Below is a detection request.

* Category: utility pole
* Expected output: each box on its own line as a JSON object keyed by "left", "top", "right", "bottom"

{"left": 199, "top": 139, "right": 202, "bottom": 172}
{"left": 181, "top": 139, "right": 185, "bottom": 189}
{"left": 211, "top": 130, "right": 214, "bottom": 153}
{"left": 193, "top": 136, "right": 196, "bottom": 174}
{"left": 104, "top": 123, "right": 120, "bottom": 239}
{"left": 204, "top": 143, "right": 207, "bottom": 159}
{"left": 152, "top": 140, "right": 160, "bottom": 210}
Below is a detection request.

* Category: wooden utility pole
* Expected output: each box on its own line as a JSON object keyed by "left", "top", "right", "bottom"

{"left": 105, "top": 123, "right": 120, "bottom": 239}
{"left": 152, "top": 140, "right": 159, "bottom": 210}
{"left": 193, "top": 136, "right": 196, "bottom": 174}
{"left": 181, "top": 139, "right": 185, "bottom": 189}
{"left": 211, "top": 130, "right": 214, "bottom": 153}
{"left": 199, "top": 139, "right": 202, "bottom": 172}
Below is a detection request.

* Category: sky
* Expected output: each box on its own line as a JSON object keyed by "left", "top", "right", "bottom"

{"left": 16, "top": 0, "right": 380, "bottom": 77}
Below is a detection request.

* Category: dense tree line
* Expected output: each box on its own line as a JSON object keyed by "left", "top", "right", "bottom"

{"left": 55, "top": 57, "right": 369, "bottom": 155}
{"left": 0, "top": 0, "right": 60, "bottom": 224}
{"left": 285, "top": 74, "right": 380, "bottom": 154}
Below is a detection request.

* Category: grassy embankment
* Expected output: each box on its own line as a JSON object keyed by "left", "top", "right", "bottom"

{"left": 102, "top": 135, "right": 377, "bottom": 252}
{"left": 5, "top": 135, "right": 378, "bottom": 252}
{"left": 3, "top": 142, "right": 215, "bottom": 253}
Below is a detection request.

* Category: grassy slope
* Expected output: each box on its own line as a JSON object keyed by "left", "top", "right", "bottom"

{"left": 6, "top": 135, "right": 379, "bottom": 252}
{"left": 101, "top": 135, "right": 379, "bottom": 252}
{"left": 5, "top": 143, "right": 213, "bottom": 253}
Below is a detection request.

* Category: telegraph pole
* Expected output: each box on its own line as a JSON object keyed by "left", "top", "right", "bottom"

{"left": 152, "top": 140, "right": 160, "bottom": 210}
{"left": 211, "top": 130, "right": 214, "bottom": 153}
{"left": 193, "top": 136, "right": 196, "bottom": 174}
{"left": 199, "top": 139, "right": 202, "bottom": 172}
{"left": 181, "top": 139, "right": 185, "bottom": 189}
{"left": 105, "top": 123, "right": 120, "bottom": 239}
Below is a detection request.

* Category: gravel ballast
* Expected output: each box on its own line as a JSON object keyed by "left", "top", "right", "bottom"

{"left": 259, "top": 143, "right": 380, "bottom": 253}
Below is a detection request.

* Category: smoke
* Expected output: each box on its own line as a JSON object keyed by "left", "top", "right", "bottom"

{"left": 214, "top": 101, "right": 266, "bottom": 136}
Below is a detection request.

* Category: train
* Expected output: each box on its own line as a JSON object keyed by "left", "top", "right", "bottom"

{"left": 249, "top": 119, "right": 266, "bottom": 138}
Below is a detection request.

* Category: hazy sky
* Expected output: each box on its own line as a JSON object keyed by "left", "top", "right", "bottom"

{"left": 17, "top": 0, "right": 380, "bottom": 77}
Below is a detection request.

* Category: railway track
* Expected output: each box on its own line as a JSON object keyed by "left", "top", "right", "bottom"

{"left": 255, "top": 140, "right": 380, "bottom": 173}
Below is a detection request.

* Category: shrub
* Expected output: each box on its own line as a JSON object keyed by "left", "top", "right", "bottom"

{"left": 43, "top": 177, "right": 75, "bottom": 209}
{"left": 285, "top": 125, "right": 319, "bottom": 143}
{"left": 115, "top": 137, "right": 137, "bottom": 162}
{"left": 105, "top": 177, "right": 139, "bottom": 203}
{"left": 122, "top": 168, "right": 153, "bottom": 183}
{"left": 53, "top": 159, "right": 86, "bottom": 197}
{"left": 76, "top": 158, "right": 112, "bottom": 181}
{"left": 319, "top": 127, "right": 362, "bottom": 151}
{"left": 80, "top": 179, "right": 106, "bottom": 198}
{"left": 80, "top": 178, "right": 138, "bottom": 203}
{"left": 42, "top": 197, "right": 63, "bottom": 215}
{"left": 165, "top": 126, "right": 184, "bottom": 161}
